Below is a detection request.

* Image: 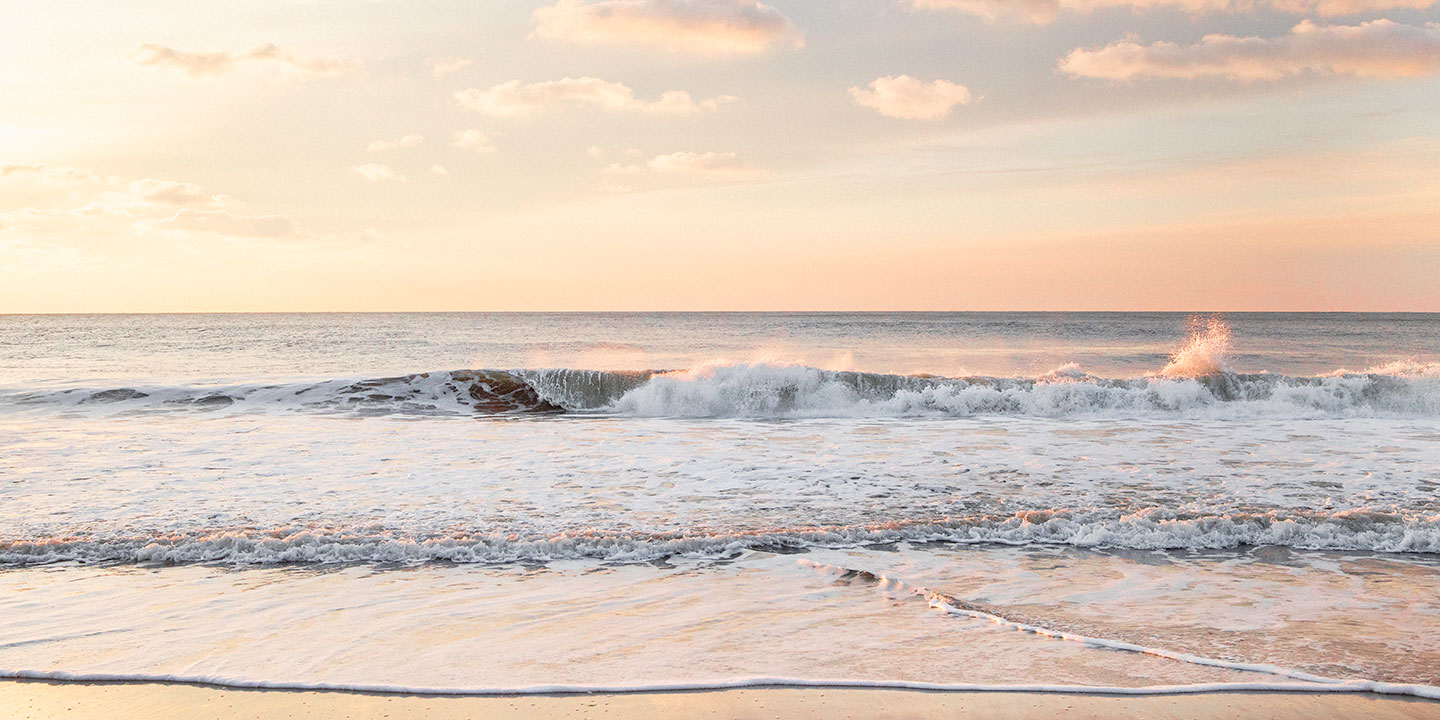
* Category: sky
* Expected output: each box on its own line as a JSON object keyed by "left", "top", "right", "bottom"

{"left": 1, "top": 0, "right": 1438, "bottom": 312}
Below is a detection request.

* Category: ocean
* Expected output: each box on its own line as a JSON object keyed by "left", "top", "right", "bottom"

{"left": 1, "top": 312, "right": 1438, "bottom": 696}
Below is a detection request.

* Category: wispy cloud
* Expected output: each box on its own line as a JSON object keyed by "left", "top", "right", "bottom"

{"left": 911, "top": 0, "right": 1438, "bottom": 23}
{"left": 367, "top": 134, "right": 424, "bottom": 153}
{"left": 134, "top": 43, "right": 359, "bottom": 78}
{"left": 430, "top": 57, "right": 474, "bottom": 78}
{"left": 1061, "top": 20, "right": 1440, "bottom": 81}
{"left": 849, "top": 76, "right": 973, "bottom": 120}
{"left": 352, "top": 164, "right": 407, "bottom": 182}
{"left": 455, "top": 78, "right": 734, "bottom": 117}
{"left": 146, "top": 209, "right": 299, "bottom": 238}
{"left": 603, "top": 151, "right": 767, "bottom": 185}
{"left": 1, "top": 164, "right": 103, "bottom": 187}
{"left": 2, "top": 167, "right": 304, "bottom": 243}
{"left": 452, "top": 129, "right": 497, "bottom": 155}
{"left": 532, "top": 0, "right": 802, "bottom": 55}
{"left": 126, "top": 179, "right": 219, "bottom": 206}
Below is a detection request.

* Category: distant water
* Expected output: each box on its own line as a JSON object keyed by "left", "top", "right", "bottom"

{"left": 1, "top": 312, "right": 1438, "bottom": 696}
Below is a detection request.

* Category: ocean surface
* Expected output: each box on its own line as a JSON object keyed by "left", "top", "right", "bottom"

{"left": 2, "top": 312, "right": 1439, "bottom": 696}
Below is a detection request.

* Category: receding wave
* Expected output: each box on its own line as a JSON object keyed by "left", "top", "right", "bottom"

{"left": 5, "top": 508, "right": 1439, "bottom": 567}
{"left": 3, "top": 361, "right": 1438, "bottom": 419}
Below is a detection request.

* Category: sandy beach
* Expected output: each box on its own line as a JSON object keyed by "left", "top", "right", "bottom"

{"left": 3, "top": 682, "right": 1439, "bottom": 720}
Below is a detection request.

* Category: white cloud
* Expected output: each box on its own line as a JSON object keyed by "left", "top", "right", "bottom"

{"left": 431, "top": 57, "right": 474, "bottom": 78}
{"left": 452, "top": 129, "right": 497, "bottom": 155}
{"left": 430, "top": 164, "right": 450, "bottom": 176}
{"left": 849, "top": 76, "right": 974, "bottom": 120}
{"left": 145, "top": 209, "right": 299, "bottom": 238}
{"left": 455, "top": 77, "right": 730, "bottom": 117}
{"left": 603, "top": 151, "right": 767, "bottom": 185}
{"left": 1061, "top": 20, "right": 1440, "bottom": 81}
{"left": 366, "top": 134, "right": 424, "bottom": 153}
{"left": 648, "top": 151, "right": 765, "bottom": 178}
{"left": 352, "top": 163, "right": 407, "bottom": 182}
{"left": 586, "top": 146, "right": 607, "bottom": 159}
{"left": 134, "top": 43, "right": 359, "bottom": 78}
{"left": 532, "top": 0, "right": 802, "bottom": 55}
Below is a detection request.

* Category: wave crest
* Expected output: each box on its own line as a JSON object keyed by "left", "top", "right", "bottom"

{"left": 3, "top": 362, "right": 1439, "bottom": 418}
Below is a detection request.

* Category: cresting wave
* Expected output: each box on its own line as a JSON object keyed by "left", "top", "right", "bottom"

{"left": 3, "top": 361, "right": 1439, "bottom": 418}
{"left": 5, "top": 508, "right": 1439, "bottom": 567}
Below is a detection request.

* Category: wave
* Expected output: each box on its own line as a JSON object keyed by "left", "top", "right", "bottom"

{"left": 5, "top": 508, "right": 1439, "bottom": 567}
{"left": 3, "top": 360, "right": 1439, "bottom": 419}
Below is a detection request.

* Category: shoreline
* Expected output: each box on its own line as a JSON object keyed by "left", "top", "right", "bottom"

{"left": 5, "top": 669, "right": 1440, "bottom": 700}
{"left": 4, "top": 680, "right": 1439, "bottom": 720}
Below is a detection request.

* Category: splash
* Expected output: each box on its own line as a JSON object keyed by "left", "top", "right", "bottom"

{"left": 1161, "top": 316, "right": 1232, "bottom": 378}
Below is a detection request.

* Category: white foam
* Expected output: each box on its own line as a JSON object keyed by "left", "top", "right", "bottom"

{"left": 6, "top": 508, "right": 1440, "bottom": 567}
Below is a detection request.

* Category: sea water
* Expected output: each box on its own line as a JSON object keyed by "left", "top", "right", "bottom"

{"left": 1, "top": 312, "right": 1437, "bottom": 695}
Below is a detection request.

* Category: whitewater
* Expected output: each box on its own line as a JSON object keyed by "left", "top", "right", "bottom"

{"left": 1, "top": 312, "right": 1437, "bottom": 696}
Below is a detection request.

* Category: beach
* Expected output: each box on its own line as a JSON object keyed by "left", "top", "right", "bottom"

{"left": 5, "top": 683, "right": 1440, "bottom": 720}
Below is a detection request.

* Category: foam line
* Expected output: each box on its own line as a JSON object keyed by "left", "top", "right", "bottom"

{"left": 795, "top": 559, "right": 1440, "bottom": 699}
{"left": 1, "top": 669, "right": 1437, "bottom": 699}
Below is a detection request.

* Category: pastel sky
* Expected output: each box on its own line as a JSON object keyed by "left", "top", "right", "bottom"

{"left": 2, "top": 0, "right": 1438, "bottom": 311}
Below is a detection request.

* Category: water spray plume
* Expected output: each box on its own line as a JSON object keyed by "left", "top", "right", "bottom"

{"left": 1161, "top": 316, "right": 1232, "bottom": 378}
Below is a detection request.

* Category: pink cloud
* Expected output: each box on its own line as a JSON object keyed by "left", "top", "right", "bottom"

{"left": 532, "top": 0, "right": 802, "bottom": 54}
{"left": 1061, "top": 20, "right": 1440, "bottom": 81}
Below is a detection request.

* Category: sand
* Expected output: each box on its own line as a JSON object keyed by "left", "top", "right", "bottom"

{"left": 3, "top": 681, "right": 1440, "bottom": 720}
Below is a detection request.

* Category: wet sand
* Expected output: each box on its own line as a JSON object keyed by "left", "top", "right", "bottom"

{"left": 3, "top": 681, "right": 1439, "bottom": 720}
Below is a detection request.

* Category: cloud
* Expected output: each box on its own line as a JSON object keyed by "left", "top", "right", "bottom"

{"left": 2, "top": 167, "right": 307, "bottom": 244}
{"left": 1273, "top": 0, "right": 1440, "bottom": 13}
{"left": 532, "top": 0, "right": 802, "bottom": 55}
{"left": 452, "top": 129, "right": 497, "bottom": 154}
{"left": 604, "top": 151, "right": 767, "bottom": 184}
{"left": 145, "top": 209, "right": 299, "bottom": 238}
{"left": 352, "top": 163, "right": 407, "bottom": 182}
{"left": 648, "top": 151, "right": 765, "bottom": 178}
{"left": 431, "top": 57, "right": 474, "bottom": 78}
{"left": 1061, "top": 20, "right": 1440, "bottom": 81}
{"left": 134, "top": 43, "right": 359, "bottom": 78}
{"left": 455, "top": 77, "right": 730, "bottom": 117}
{"left": 430, "top": 164, "right": 450, "bottom": 176}
{"left": 366, "top": 134, "right": 424, "bottom": 152}
{"left": 127, "top": 179, "right": 217, "bottom": 206}
{"left": 910, "top": 0, "right": 1438, "bottom": 23}
{"left": 1, "top": 164, "right": 103, "bottom": 187}
{"left": 849, "top": 76, "right": 974, "bottom": 120}
{"left": 911, "top": 0, "right": 1066, "bottom": 23}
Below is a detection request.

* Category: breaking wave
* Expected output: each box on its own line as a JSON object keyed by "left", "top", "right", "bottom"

{"left": 3, "top": 361, "right": 1438, "bottom": 419}
{"left": 5, "top": 508, "right": 1440, "bottom": 567}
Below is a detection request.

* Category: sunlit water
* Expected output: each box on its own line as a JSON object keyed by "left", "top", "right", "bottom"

{"left": 1, "top": 312, "right": 1437, "bottom": 693}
